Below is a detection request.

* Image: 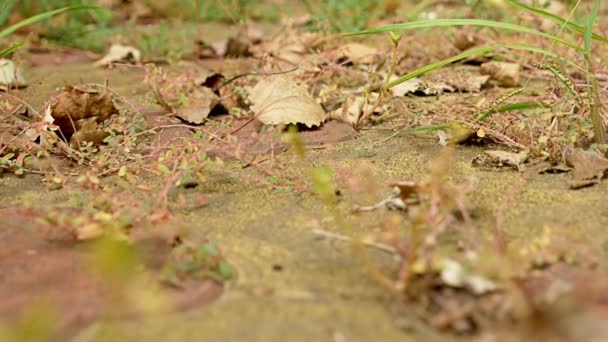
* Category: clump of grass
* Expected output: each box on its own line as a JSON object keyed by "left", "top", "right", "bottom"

{"left": 582, "top": 0, "right": 606, "bottom": 145}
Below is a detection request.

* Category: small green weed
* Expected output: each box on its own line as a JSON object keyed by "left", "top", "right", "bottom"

{"left": 162, "top": 241, "right": 233, "bottom": 287}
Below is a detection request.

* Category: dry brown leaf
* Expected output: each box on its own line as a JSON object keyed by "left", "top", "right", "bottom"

{"left": 390, "top": 78, "right": 424, "bottom": 97}
{"left": 563, "top": 146, "right": 608, "bottom": 189}
{"left": 255, "top": 26, "right": 321, "bottom": 67}
{"left": 329, "top": 95, "right": 364, "bottom": 126}
{"left": 250, "top": 75, "right": 326, "bottom": 127}
{"left": 69, "top": 117, "right": 110, "bottom": 149}
{"left": 429, "top": 67, "right": 490, "bottom": 92}
{"left": 47, "top": 85, "right": 118, "bottom": 140}
{"left": 390, "top": 77, "right": 455, "bottom": 96}
{"left": 480, "top": 61, "right": 520, "bottom": 87}
{"left": 452, "top": 29, "right": 480, "bottom": 51}
{"left": 336, "top": 43, "right": 378, "bottom": 65}
{"left": 175, "top": 87, "right": 220, "bottom": 125}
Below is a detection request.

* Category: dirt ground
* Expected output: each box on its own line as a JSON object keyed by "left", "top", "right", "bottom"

{"left": 2, "top": 12, "right": 608, "bottom": 342}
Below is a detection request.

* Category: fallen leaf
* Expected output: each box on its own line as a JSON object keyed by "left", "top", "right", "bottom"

{"left": 175, "top": 87, "right": 220, "bottom": 125}
{"left": 254, "top": 25, "right": 321, "bottom": 67}
{"left": 562, "top": 146, "right": 608, "bottom": 189}
{"left": 249, "top": 75, "right": 326, "bottom": 127}
{"left": 0, "top": 59, "right": 27, "bottom": 89}
{"left": 390, "top": 77, "right": 455, "bottom": 97}
{"left": 390, "top": 78, "right": 424, "bottom": 97}
{"left": 453, "top": 74, "right": 490, "bottom": 92}
{"left": 69, "top": 117, "right": 110, "bottom": 149}
{"left": 480, "top": 61, "right": 521, "bottom": 87}
{"left": 329, "top": 95, "right": 364, "bottom": 126}
{"left": 47, "top": 85, "right": 118, "bottom": 140}
{"left": 336, "top": 43, "right": 378, "bottom": 65}
{"left": 94, "top": 44, "right": 141, "bottom": 66}
{"left": 452, "top": 29, "right": 480, "bottom": 51}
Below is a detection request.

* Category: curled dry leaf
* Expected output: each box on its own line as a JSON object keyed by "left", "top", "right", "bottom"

{"left": 452, "top": 29, "right": 480, "bottom": 51}
{"left": 562, "top": 146, "right": 608, "bottom": 189}
{"left": 0, "top": 59, "right": 27, "bottom": 90}
{"left": 480, "top": 61, "right": 521, "bottom": 87}
{"left": 175, "top": 87, "right": 220, "bottom": 125}
{"left": 47, "top": 85, "right": 118, "bottom": 141}
{"left": 329, "top": 95, "right": 364, "bottom": 126}
{"left": 94, "top": 44, "right": 141, "bottom": 66}
{"left": 255, "top": 25, "right": 322, "bottom": 67}
{"left": 197, "top": 28, "right": 261, "bottom": 59}
{"left": 249, "top": 75, "right": 326, "bottom": 127}
{"left": 392, "top": 78, "right": 455, "bottom": 96}
{"left": 69, "top": 117, "right": 110, "bottom": 149}
{"left": 336, "top": 43, "right": 378, "bottom": 65}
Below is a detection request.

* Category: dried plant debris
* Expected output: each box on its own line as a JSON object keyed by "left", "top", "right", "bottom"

{"left": 440, "top": 258, "right": 498, "bottom": 295}
{"left": 328, "top": 94, "right": 365, "bottom": 126}
{"left": 406, "top": 271, "right": 509, "bottom": 334}
{"left": 391, "top": 72, "right": 489, "bottom": 98}
{"left": 69, "top": 117, "right": 111, "bottom": 149}
{"left": 472, "top": 150, "right": 529, "bottom": 172}
{"left": 249, "top": 75, "right": 326, "bottom": 127}
{"left": 0, "top": 59, "right": 27, "bottom": 90}
{"left": 255, "top": 26, "right": 323, "bottom": 67}
{"left": 391, "top": 77, "right": 455, "bottom": 97}
{"left": 562, "top": 146, "right": 608, "bottom": 189}
{"left": 480, "top": 61, "right": 521, "bottom": 87}
{"left": 196, "top": 28, "right": 262, "bottom": 59}
{"left": 328, "top": 92, "right": 388, "bottom": 126}
{"left": 175, "top": 86, "right": 220, "bottom": 125}
{"left": 452, "top": 29, "right": 482, "bottom": 51}
{"left": 45, "top": 85, "right": 118, "bottom": 147}
{"left": 355, "top": 181, "right": 422, "bottom": 212}
{"left": 94, "top": 44, "right": 141, "bottom": 66}
{"left": 336, "top": 43, "right": 379, "bottom": 65}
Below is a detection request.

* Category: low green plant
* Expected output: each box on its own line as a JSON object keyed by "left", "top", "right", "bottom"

{"left": 162, "top": 241, "right": 233, "bottom": 287}
{"left": 582, "top": 0, "right": 605, "bottom": 145}
{"left": 0, "top": 4, "right": 101, "bottom": 57}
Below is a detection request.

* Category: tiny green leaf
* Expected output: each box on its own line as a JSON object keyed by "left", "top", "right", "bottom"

{"left": 218, "top": 261, "right": 233, "bottom": 279}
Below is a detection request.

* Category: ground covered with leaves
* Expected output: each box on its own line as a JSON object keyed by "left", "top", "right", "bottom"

{"left": 1, "top": 1, "right": 608, "bottom": 341}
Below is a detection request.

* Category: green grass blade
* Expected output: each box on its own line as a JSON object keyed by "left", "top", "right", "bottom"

{"left": 0, "top": 5, "right": 100, "bottom": 40}
{"left": 0, "top": 42, "right": 25, "bottom": 57}
{"left": 387, "top": 44, "right": 577, "bottom": 89}
{"left": 584, "top": 0, "right": 599, "bottom": 54}
{"left": 346, "top": 19, "right": 583, "bottom": 52}
{"left": 388, "top": 46, "right": 495, "bottom": 88}
{"left": 373, "top": 125, "right": 449, "bottom": 136}
{"left": 506, "top": 0, "right": 608, "bottom": 43}
{"left": 497, "top": 101, "right": 551, "bottom": 112}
